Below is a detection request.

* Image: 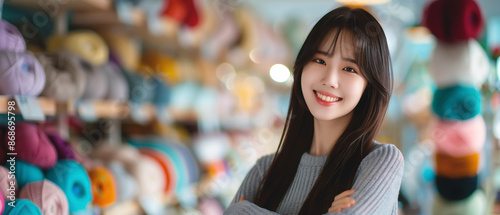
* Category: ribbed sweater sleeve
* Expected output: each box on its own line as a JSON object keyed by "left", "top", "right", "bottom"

{"left": 326, "top": 144, "right": 404, "bottom": 215}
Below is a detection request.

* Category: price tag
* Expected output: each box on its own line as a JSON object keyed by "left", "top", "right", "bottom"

{"left": 76, "top": 100, "right": 98, "bottom": 122}
{"left": 14, "top": 95, "right": 45, "bottom": 121}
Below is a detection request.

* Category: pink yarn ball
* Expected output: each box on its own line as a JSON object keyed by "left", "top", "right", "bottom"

{"left": 0, "top": 51, "right": 46, "bottom": 96}
{"left": 0, "top": 189, "right": 4, "bottom": 214}
{"left": 431, "top": 115, "right": 486, "bottom": 156}
{"left": 0, "top": 20, "right": 26, "bottom": 51}
{"left": 0, "top": 165, "right": 17, "bottom": 201}
{"left": 19, "top": 180, "right": 69, "bottom": 215}
{"left": 3, "top": 123, "right": 57, "bottom": 169}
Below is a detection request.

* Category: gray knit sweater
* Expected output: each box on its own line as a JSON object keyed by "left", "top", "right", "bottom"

{"left": 224, "top": 142, "right": 404, "bottom": 215}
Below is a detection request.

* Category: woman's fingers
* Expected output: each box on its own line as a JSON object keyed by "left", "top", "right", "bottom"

{"left": 333, "top": 189, "right": 355, "bottom": 201}
{"left": 239, "top": 195, "right": 245, "bottom": 202}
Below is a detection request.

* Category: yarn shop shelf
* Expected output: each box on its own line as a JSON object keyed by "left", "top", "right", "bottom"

{"left": 0, "top": 96, "right": 197, "bottom": 122}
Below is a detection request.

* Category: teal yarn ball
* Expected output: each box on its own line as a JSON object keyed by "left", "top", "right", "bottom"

{"left": 431, "top": 85, "right": 481, "bottom": 120}
{"left": 45, "top": 160, "right": 92, "bottom": 213}
{"left": 3, "top": 199, "right": 42, "bottom": 215}
{"left": 4, "top": 160, "right": 44, "bottom": 190}
{"left": 433, "top": 189, "right": 486, "bottom": 215}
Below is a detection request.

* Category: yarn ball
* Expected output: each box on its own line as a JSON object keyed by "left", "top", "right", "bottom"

{"left": 435, "top": 175, "right": 478, "bottom": 201}
{"left": 6, "top": 160, "right": 44, "bottom": 191}
{"left": 2, "top": 199, "right": 42, "bottom": 215}
{"left": 0, "top": 51, "right": 46, "bottom": 96}
{"left": 19, "top": 180, "right": 69, "bottom": 215}
{"left": 0, "top": 20, "right": 26, "bottom": 51}
{"left": 129, "top": 140, "right": 187, "bottom": 192}
{"left": 52, "top": 30, "right": 109, "bottom": 66}
{"left": 103, "top": 62, "right": 129, "bottom": 101}
{"left": 36, "top": 51, "right": 87, "bottom": 102}
{"left": 80, "top": 58, "right": 107, "bottom": 100}
{"left": 431, "top": 85, "right": 481, "bottom": 120}
{"left": 45, "top": 160, "right": 92, "bottom": 213}
{"left": 435, "top": 152, "right": 480, "bottom": 178}
{"left": 0, "top": 190, "right": 3, "bottom": 214}
{"left": 88, "top": 166, "right": 117, "bottom": 208}
{"left": 0, "top": 166, "right": 17, "bottom": 201}
{"left": 140, "top": 51, "right": 180, "bottom": 85}
{"left": 106, "top": 161, "right": 138, "bottom": 202}
{"left": 433, "top": 189, "right": 486, "bottom": 215}
{"left": 122, "top": 70, "right": 155, "bottom": 103}
{"left": 3, "top": 122, "right": 57, "bottom": 169}
{"left": 430, "top": 115, "right": 486, "bottom": 156}
{"left": 45, "top": 132, "right": 76, "bottom": 160}
{"left": 423, "top": 0, "right": 484, "bottom": 42}
{"left": 124, "top": 155, "right": 166, "bottom": 197}
{"left": 152, "top": 76, "right": 171, "bottom": 107}
{"left": 99, "top": 30, "right": 140, "bottom": 71}
{"left": 429, "top": 40, "right": 489, "bottom": 88}
{"left": 138, "top": 148, "right": 176, "bottom": 194}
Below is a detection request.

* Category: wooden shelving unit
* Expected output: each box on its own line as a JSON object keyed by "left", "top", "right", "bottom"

{"left": 0, "top": 96, "right": 56, "bottom": 116}
{"left": 4, "top": 0, "right": 113, "bottom": 12}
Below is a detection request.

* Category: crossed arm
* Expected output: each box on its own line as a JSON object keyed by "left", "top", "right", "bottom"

{"left": 224, "top": 144, "right": 404, "bottom": 215}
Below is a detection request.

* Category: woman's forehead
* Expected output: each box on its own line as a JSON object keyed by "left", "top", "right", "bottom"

{"left": 317, "top": 30, "right": 357, "bottom": 58}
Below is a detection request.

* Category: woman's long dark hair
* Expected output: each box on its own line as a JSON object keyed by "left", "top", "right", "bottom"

{"left": 253, "top": 6, "right": 393, "bottom": 214}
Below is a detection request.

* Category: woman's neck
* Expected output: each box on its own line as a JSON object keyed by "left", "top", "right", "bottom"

{"left": 309, "top": 113, "right": 352, "bottom": 156}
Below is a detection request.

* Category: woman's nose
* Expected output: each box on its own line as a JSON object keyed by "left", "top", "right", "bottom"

{"left": 322, "top": 69, "right": 339, "bottom": 88}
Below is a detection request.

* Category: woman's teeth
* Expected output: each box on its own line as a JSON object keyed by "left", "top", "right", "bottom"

{"left": 316, "top": 91, "right": 341, "bottom": 102}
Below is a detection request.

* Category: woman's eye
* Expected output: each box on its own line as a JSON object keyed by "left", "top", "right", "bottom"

{"left": 343, "top": 67, "right": 357, "bottom": 73}
{"left": 313, "top": 58, "right": 326, "bottom": 65}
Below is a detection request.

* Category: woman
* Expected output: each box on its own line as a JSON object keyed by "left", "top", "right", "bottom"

{"left": 225, "top": 6, "right": 403, "bottom": 215}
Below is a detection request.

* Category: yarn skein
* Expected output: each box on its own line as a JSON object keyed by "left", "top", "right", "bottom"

{"left": 433, "top": 189, "right": 486, "bottom": 215}
{"left": 435, "top": 152, "right": 480, "bottom": 178}
{"left": 2, "top": 199, "right": 42, "bottom": 215}
{"left": 435, "top": 175, "right": 478, "bottom": 201}
{"left": 423, "top": 0, "right": 484, "bottom": 42}
{"left": 45, "top": 160, "right": 92, "bottom": 213}
{"left": 80, "top": 58, "right": 107, "bottom": 100}
{"left": 45, "top": 132, "right": 76, "bottom": 160}
{"left": 103, "top": 62, "right": 129, "bottom": 101}
{"left": 0, "top": 20, "right": 26, "bottom": 51}
{"left": 3, "top": 122, "right": 57, "bottom": 169}
{"left": 5, "top": 160, "right": 44, "bottom": 191}
{"left": 430, "top": 115, "right": 486, "bottom": 156}
{"left": 431, "top": 85, "right": 481, "bottom": 120}
{"left": 429, "top": 40, "right": 490, "bottom": 88}
{"left": 19, "top": 180, "right": 69, "bottom": 215}
{"left": 125, "top": 155, "right": 166, "bottom": 197}
{"left": 88, "top": 166, "right": 117, "bottom": 208}
{"left": 98, "top": 30, "right": 140, "bottom": 71}
{"left": 138, "top": 148, "right": 176, "bottom": 194}
{"left": 0, "top": 190, "right": 3, "bottom": 214}
{"left": 0, "top": 166, "right": 17, "bottom": 201}
{"left": 50, "top": 30, "right": 109, "bottom": 66}
{"left": 36, "top": 51, "right": 87, "bottom": 102}
{"left": 0, "top": 51, "right": 46, "bottom": 96}
{"left": 106, "top": 161, "right": 139, "bottom": 202}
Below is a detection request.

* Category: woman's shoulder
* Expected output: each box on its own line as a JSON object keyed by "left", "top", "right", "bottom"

{"left": 254, "top": 154, "right": 275, "bottom": 173}
{"left": 363, "top": 141, "right": 404, "bottom": 165}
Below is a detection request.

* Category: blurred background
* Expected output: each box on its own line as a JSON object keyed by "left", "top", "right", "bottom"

{"left": 0, "top": 0, "right": 500, "bottom": 214}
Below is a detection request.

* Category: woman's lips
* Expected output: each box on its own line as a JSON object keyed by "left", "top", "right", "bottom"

{"left": 314, "top": 90, "right": 342, "bottom": 106}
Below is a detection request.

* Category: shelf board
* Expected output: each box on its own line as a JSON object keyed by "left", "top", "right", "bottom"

{"left": 4, "top": 0, "right": 113, "bottom": 13}
{"left": 0, "top": 96, "right": 57, "bottom": 116}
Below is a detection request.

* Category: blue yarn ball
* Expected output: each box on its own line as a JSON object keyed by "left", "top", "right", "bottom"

{"left": 4, "top": 160, "right": 44, "bottom": 190}
{"left": 152, "top": 76, "right": 171, "bottom": 107}
{"left": 45, "top": 159, "right": 92, "bottom": 213}
{"left": 431, "top": 85, "right": 481, "bottom": 120}
{"left": 122, "top": 70, "right": 155, "bottom": 104}
{"left": 3, "top": 199, "right": 42, "bottom": 215}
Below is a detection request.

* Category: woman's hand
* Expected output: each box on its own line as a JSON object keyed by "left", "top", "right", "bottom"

{"left": 239, "top": 195, "right": 245, "bottom": 202}
{"left": 328, "top": 189, "right": 356, "bottom": 213}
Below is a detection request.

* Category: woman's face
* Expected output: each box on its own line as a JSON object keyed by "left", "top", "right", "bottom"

{"left": 301, "top": 31, "right": 367, "bottom": 122}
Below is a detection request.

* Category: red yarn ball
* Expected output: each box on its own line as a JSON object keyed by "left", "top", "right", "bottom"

{"left": 423, "top": 0, "right": 484, "bottom": 42}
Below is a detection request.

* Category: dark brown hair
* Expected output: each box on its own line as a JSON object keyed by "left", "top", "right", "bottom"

{"left": 253, "top": 6, "right": 393, "bottom": 214}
